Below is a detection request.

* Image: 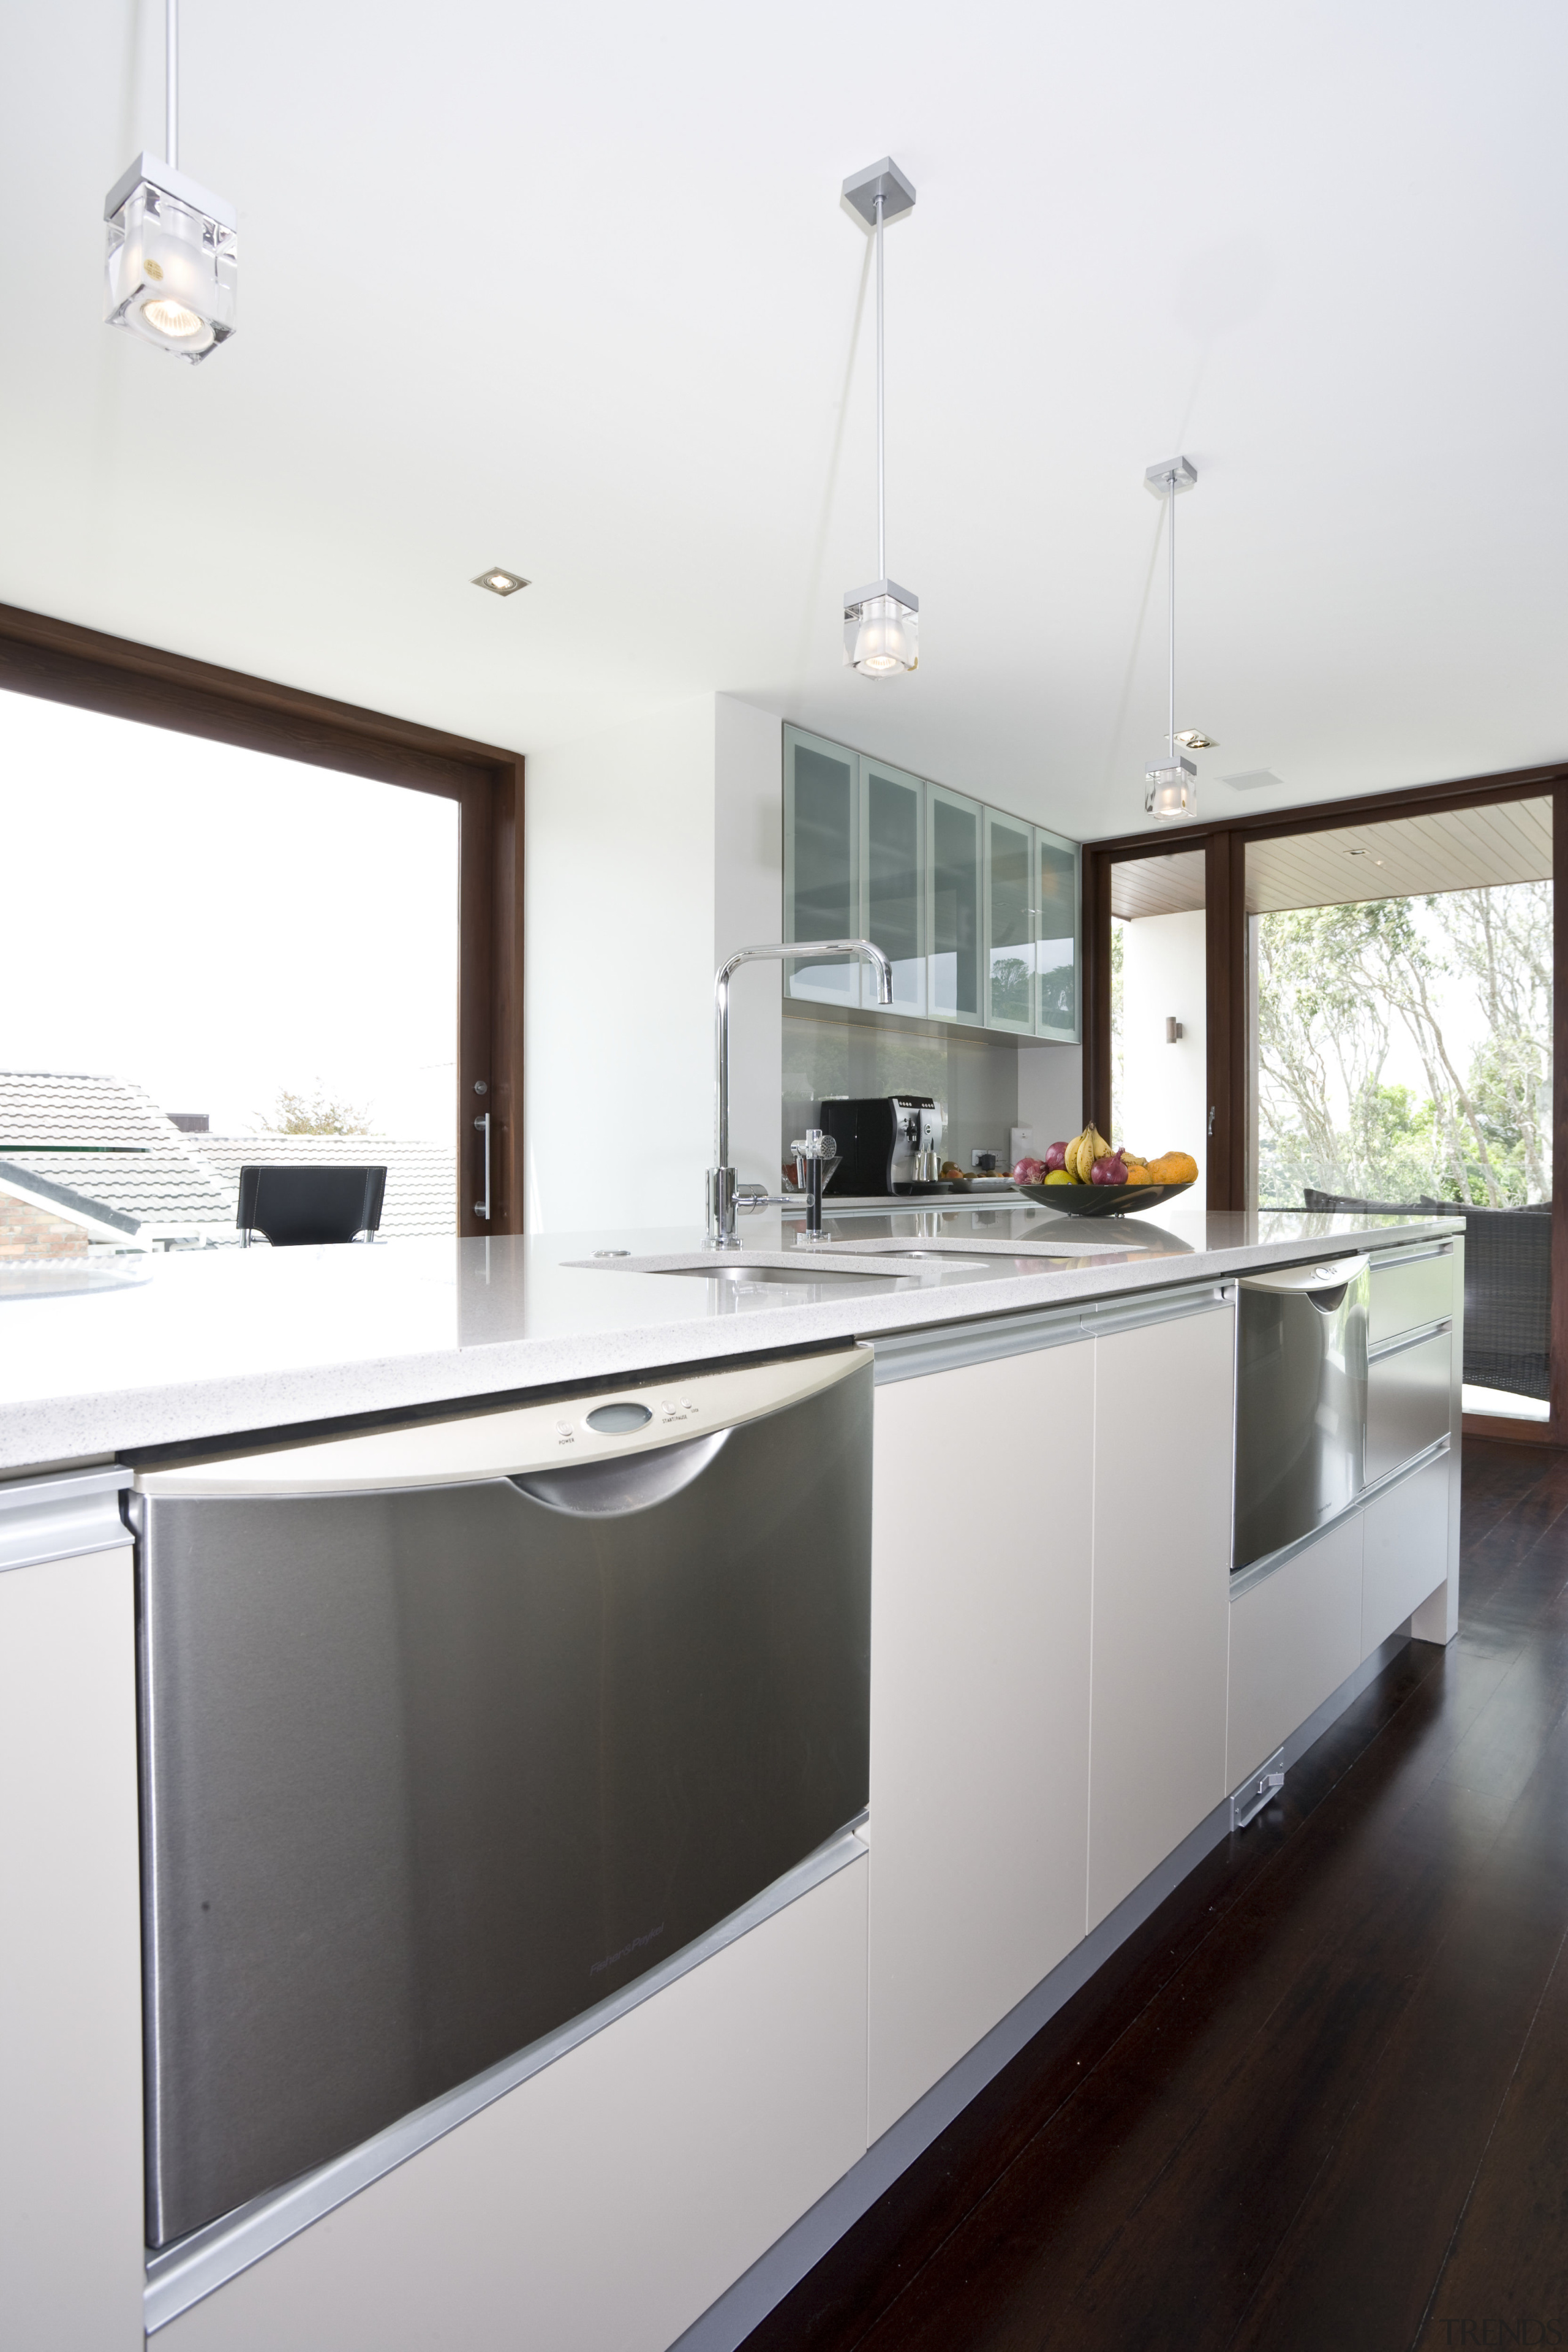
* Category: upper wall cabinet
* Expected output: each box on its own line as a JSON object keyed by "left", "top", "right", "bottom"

{"left": 1035, "top": 827, "right": 1080, "bottom": 1044}
{"left": 783, "top": 728, "right": 861, "bottom": 1008}
{"left": 983, "top": 807, "right": 1035, "bottom": 1035}
{"left": 861, "top": 755, "right": 927, "bottom": 1016}
{"left": 782, "top": 726, "right": 1080, "bottom": 1042}
{"left": 929, "top": 785, "right": 984, "bottom": 1027}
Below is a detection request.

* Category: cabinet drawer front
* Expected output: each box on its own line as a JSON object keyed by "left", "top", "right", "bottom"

{"left": 1368, "top": 1248, "right": 1453, "bottom": 1346}
{"left": 1367, "top": 1328, "right": 1452, "bottom": 1482}
{"left": 1363, "top": 1454, "right": 1450, "bottom": 1654}
{"left": 1227, "top": 1515, "right": 1363, "bottom": 1790}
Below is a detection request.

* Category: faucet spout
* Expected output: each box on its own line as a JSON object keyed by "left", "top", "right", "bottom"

{"left": 707, "top": 938, "right": 893, "bottom": 1248}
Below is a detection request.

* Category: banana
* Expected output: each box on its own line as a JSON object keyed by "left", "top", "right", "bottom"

{"left": 1074, "top": 1125, "right": 1112, "bottom": 1182}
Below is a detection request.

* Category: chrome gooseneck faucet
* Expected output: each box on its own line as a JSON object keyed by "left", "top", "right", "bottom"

{"left": 707, "top": 940, "right": 893, "bottom": 1248}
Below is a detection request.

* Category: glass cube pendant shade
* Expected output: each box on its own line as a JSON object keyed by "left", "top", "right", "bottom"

{"left": 843, "top": 581, "right": 919, "bottom": 676}
{"left": 1145, "top": 754, "right": 1197, "bottom": 821}
{"left": 104, "top": 155, "right": 236, "bottom": 363}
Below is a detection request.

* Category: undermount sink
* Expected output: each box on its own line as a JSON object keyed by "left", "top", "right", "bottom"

{"left": 568, "top": 1249, "right": 982, "bottom": 1289}
{"left": 661, "top": 1261, "right": 908, "bottom": 1287}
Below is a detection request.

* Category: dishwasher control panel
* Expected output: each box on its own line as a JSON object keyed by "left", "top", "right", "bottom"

{"left": 134, "top": 1348, "right": 867, "bottom": 1498}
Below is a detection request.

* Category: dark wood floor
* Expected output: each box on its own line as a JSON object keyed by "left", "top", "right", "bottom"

{"left": 745, "top": 1438, "right": 1568, "bottom": 2352}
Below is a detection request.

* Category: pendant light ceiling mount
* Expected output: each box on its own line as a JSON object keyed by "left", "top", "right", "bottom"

{"left": 842, "top": 157, "right": 919, "bottom": 678}
{"left": 1143, "top": 454, "right": 1203, "bottom": 821}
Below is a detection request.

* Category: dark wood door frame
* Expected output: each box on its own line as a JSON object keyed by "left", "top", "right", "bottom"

{"left": 0, "top": 601, "right": 525, "bottom": 1235}
{"left": 1083, "top": 758, "right": 1568, "bottom": 1445}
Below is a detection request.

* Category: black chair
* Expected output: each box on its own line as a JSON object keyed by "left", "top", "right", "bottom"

{"left": 1304, "top": 1187, "right": 1551, "bottom": 1401}
{"left": 236, "top": 1165, "right": 387, "bottom": 1248}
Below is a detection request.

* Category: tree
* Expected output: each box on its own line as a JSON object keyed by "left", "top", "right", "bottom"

{"left": 1256, "top": 882, "right": 1552, "bottom": 1208}
{"left": 262, "top": 1084, "right": 372, "bottom": 1136}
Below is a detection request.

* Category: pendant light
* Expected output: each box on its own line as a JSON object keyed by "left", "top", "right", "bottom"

{"left": 104, "top": 0, "right": 236, "bottom": 363}
{"left": 1143, "top": 456, "right": 1199, "bottom": 820}
{"left": 842, "top": 159, "right": 919, "bottom": 677}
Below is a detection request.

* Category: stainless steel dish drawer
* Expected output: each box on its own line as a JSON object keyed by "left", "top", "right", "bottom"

{"left": 131, "top": 1348, "right": 872, "bottom": 2250}
{"left": 1368, "top": 1244, "right": 1453, "bottom": 1348}
{"left": 1234, "top": 1254, "right": 1369, "bottom": 1573}
{"left": 1366, "top": 1324, "right": 1452, "bottom": 1482}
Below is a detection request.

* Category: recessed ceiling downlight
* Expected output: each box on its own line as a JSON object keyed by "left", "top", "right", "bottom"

{"left": 473, "top": 568, "right": 529, "bottom": 597}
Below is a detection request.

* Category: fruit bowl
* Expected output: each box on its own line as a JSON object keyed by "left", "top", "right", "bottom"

{"left": 1014, "top": 1179, "right": 1196, "bottom": 1218}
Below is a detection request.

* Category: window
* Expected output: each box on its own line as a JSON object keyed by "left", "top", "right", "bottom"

{"left": 0, "top": 608, "right": 522, "bottom": 1243}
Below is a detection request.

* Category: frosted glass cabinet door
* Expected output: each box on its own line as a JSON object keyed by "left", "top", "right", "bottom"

{"left": 927, "top": 785, "right": 983, "bottom": 1027}
{"left": 784, "top": 726, "right": 861, "bottom": 1007}
{"left": 1035, "top": 827, "right": 1079, "bottom": 1042}
{"left": 983, "top": 807, "right": 1035, "bottom": 1033}
{"left": 859, "top": 758, "right": 925, "bottom": 1014}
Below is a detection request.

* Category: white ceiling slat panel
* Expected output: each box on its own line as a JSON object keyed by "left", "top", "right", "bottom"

{"left": 1114, "top": 800, "right": 1551, "bottom": 922}
{"left": 1110, "top": 851, "right": 1207, "bottom": 919}
{"left": 1240, "top": 798, "right": 1551, "bottom": 915}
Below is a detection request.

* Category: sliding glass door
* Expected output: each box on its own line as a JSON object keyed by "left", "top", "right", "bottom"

{"left": 1083, "top": 772, "right": 1566, "bottom": 1444}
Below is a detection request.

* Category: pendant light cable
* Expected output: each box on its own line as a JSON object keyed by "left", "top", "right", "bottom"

{"left": 167, "top": 0, "right": 178, "bottom": 167}
{"left": 1166, "top": 461, "right": 1175, "bottom": 752}
{"left": 875, "top": 190, "right": 886, "bottom": 581}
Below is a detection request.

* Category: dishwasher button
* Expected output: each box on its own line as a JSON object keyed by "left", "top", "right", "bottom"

{"left": 586, "top": 1401, "right": 654, "bottom": 1434}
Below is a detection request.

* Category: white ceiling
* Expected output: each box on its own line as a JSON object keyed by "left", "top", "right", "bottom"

{"left": 6, "top": 2, "right": 1568, "bottom": 843}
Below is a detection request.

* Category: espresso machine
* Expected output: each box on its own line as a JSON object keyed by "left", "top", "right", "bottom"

{"left": 818, "top": 1096, "right": 946, "bottom": 1196}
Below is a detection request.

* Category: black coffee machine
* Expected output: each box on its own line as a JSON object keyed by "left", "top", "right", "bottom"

{"left": 818, "top": 1096, "right": 945, "bottom": 1196}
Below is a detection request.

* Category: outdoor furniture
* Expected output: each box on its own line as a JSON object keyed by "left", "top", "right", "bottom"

{"left": 1304, "top": 1189, "right": 1551, "bottom": 1401}
{"left": 236, "top": 1164, "right": 386, "bottom": 1248}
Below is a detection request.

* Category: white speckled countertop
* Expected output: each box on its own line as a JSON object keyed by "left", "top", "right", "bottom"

{"left": 0, "top": 1202, "right": 1461, "bottom": 1474}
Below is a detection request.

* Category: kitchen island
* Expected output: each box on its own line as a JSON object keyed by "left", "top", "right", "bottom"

{"left": 0, "top": 1204, "right": 1463, "bottom": 2352}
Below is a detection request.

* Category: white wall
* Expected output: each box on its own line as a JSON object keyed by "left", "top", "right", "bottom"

{"left": 714, "top": 698, "right": 786, "bottom": 1196}
{"left": 1119, "top": 911, "right": 1207, "bottom": 1163}
{"left": 524, "top": 694, "right": 785, "bottom": 1233}
{"left": 525, "top": 697, "right": 717, "bottom": 1233}
{"left": 1016, "top": 1044, "right": 1084, "bottom": 1158}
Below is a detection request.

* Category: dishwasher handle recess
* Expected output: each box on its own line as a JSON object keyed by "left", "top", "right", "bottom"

{"left": 510, "top": 1430, "right": 729, "bottom": 1515}
{"left": 1240, "top": 1253, "right": 1370, "bottom": 1306}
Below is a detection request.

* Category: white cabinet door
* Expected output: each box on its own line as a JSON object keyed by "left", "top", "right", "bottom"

{"left": 1363, "top": 1453, "right": 1450, "bottom": 1655}
{"left": 1088, "top": 1306, "right": 1235, "bottom": 1930}
{"left": 0, "top": 1486, "right": 145, "bottom": 2352}
{"left": 867, "top": 1340, "right": 1094, "bottom": 2141}
{"left": 161, "top": 1858, "right": 869, "bottom": 2352}
{"left": 1226, "top": 1514, "right": 1363, "bottom": 1789}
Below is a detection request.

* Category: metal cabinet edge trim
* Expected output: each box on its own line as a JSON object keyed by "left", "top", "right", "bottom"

{"left": 1229, "top": 1433, "right": 1451, "bottom": 1602}
{"left": 1078, "top": 1281, "right": 1232, "bottom": 1341}
{"left": 134, "top": 1346, "right": 869, "bottom": 1498}
{"left": 143, "top": 1827, "right": 870, "bottom": 2335}
{"left": 1368, "top": 1317, "right": 1453, "bottom": 1363}
{"left": 870, "top": 1300, "right": 1085, "bottom": 1382}
{"left": 0, "top": 1463, "right": 132, "bottom": 1574}
{"left": 1368, "top": 1240, "right": 1455, "bottom": 1271}
{"left": 870, "top": 1281, "right": 1230, "bottom": 1384}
